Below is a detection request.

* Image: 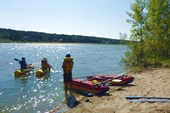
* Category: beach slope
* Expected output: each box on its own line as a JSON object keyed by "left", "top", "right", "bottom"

{"left": 64, "top": 68, "right": 170, "bottom": 113}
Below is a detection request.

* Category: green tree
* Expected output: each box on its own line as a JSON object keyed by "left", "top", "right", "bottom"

{"left": 125, "top": 0, "right": 147, "bottom": 67}
{"left": 146, "top": 0, "right": 170, "bottom": 60}
{"left": 124, "top": 0, "right": 170, "bottom": 70}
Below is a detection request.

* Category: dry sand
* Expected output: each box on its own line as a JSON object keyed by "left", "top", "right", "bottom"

{"left": 53, "top": 68, "right": 170, "bottom": 113}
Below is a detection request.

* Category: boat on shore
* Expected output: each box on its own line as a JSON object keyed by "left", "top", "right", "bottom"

{"left": 70, "top": 78, "right": 110, "bottom": 94}
{"left": 87, "top": 74, "right": 134, "bottom": 85}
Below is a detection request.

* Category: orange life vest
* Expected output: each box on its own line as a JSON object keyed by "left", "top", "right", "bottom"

{"left": 62, "top": 57, "right": 73, "bottom": 73}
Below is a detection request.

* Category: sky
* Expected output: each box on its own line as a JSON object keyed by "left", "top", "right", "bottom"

{"left": 0, "top": 0, "right": 135, "bottom": 39}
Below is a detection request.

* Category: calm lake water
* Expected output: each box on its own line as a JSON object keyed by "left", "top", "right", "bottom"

{"left": 0, "top": 43, "right": 128, "bottom": 113}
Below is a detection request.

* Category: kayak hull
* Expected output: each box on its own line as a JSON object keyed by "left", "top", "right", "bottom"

{"left": 70, "top": 78, "right": 109, "bottom": 94}
{"left": 87, "top": 74, "right": 134, "bottom": 85}
{"left": 36, "top": 69, "right": 50, "bottom": 78}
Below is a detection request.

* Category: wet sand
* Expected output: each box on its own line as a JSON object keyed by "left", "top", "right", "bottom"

{"left": 53, "top": 68, "right": 170, "bottom": 113}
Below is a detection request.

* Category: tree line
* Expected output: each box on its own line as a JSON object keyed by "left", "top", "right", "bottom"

{"left": 122, "top": 0, "right": 170, "bottom": 71}
{"left": 0, "top": 28, "right": 126, "bottom": 44}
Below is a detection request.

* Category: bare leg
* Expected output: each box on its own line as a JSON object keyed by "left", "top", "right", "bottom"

{"left": 64, "top": 83, "right": 68, "bottom": 96}
{"left": 69, "top": 83, "right": 73, "bottom": 95}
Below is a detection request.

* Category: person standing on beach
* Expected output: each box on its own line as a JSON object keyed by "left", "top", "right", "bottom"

{"left": 62, "top": 54, "right": 74, "bottom": 96}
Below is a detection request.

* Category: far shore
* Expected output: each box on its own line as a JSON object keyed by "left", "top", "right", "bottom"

{"left": 51, "top": 68, "right": 170, "bottom": 113}
{"left": 0, "top": 42, "right": 127, "bottom": 45}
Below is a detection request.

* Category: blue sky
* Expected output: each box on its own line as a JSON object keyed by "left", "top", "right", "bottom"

{"left": 0, "top": 0, "right": 135, "bottom": 39}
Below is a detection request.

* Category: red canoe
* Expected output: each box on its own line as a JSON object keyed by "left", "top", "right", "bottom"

{"left": 87, "top": 74, "right": 134, "bottom": 85}
{"left": 70, "top": 78, "right": 110, "bottom": 94}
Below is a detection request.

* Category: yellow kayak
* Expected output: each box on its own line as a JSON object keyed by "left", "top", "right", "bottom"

{"left": 36, "top": 69, "right": 50, "bottom": 78}
{"left": 14, "top": 64, "right": 34, "bottom": 78}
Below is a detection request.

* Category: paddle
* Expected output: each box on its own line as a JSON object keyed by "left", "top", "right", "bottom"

{"left": 14, "top": 58, "right": 20, "bottom": 61}
{"left": 92, "top": 78, "right": 122, "bottom": 86}
{"left": 46, "top": 60, "right": 58, "bottom": 72}
{"left": 49, "top": 64, "right": 54, "bottom": 71}
{"left": 126, "top": 96, "right": 170, "bottom": 100}
{"left": 49, "top": 65, "right": 56, "bottom": 72}
{"left": 128, "top": 99, "right": 170, "bottom": 103}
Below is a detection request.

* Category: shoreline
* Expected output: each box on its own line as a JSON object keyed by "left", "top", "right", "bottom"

{"left": 0, "top": 42, "right": 127, "bottom": 46}
{"left": 52, "top": 68, "right": 170, "bottom": 113}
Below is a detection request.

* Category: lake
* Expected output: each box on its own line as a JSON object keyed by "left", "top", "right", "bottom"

{"left": 0, "top": 43, "right": 128, "bottom": 113}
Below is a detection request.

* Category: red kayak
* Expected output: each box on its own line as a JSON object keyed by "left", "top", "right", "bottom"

{"left": 70, "top": 78, "right": 109, "bottom": 94}
{"left": 87, "top": 74, "right": 134, "bottom": 85}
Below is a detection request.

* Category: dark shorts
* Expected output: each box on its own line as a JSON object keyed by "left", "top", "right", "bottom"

{"left": 63, "top": 73, "right": 72, "bottom": 83}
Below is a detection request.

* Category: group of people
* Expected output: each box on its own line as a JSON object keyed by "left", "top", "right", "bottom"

{"left": 15, "top": 54, "right": 74, "bottom": 96}
{"left": 16, "top": 57, "right": 51, "bottom": 71}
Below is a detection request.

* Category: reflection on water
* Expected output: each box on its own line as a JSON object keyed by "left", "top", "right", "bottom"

{"left": 0, "top": 43, "right": 128, "bottom": 113}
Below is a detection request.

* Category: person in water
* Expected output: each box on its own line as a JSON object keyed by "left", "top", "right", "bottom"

{"left": 15, "top": 57, "right": 34, "bottom": 70}
{"left": 17, "top": 57, "right": 28, "bottom": 70}
{"left": 41, "top": 58, "right": 51, "bottom": 72}
{"left": 62, "top": 54, "right": 74, "bottom": 96}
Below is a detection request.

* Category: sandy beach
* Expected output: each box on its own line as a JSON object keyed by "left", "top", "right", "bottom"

{"left": 52, "top": 68, "right": 170, "bottom": 113}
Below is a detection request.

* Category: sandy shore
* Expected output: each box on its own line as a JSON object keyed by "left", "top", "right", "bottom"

{"left": 53, "top": 68, "right": 170, "bottom": 113}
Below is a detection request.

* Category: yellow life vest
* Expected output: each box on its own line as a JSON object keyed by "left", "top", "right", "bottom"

{"left": 63, "top": 57, "right": 73, "bottom": 73}
{"left": 41, "top": 60, "right": 49, "bottom": 71}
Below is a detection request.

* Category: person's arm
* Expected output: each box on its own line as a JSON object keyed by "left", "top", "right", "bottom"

{"left": 47, "top": 64, "right": 51, "bottom": 69}
{"left": 62, "top": 61, "right": 66, "bottom": 72}
{"left": 14, "top": 58, "right": 21, "bottom": 62}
